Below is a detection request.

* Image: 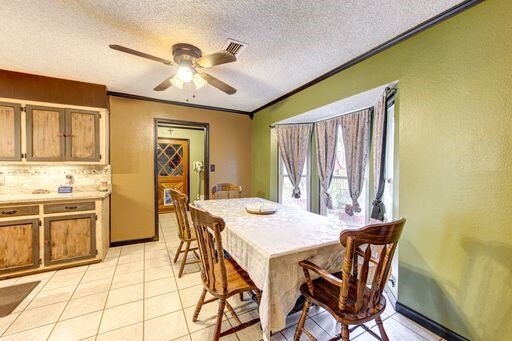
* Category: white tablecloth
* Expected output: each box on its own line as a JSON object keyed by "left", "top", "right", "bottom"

{"left": 194, "top": 197, "right": 353, "bottom": 338}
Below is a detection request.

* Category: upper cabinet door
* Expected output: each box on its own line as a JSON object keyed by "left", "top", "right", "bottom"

{"left": 65, "top": 109, "right": 100, "bottom": 161}
{"left": 26, "top": 105, "right": 65, "bottom": 161}
{"left": 0, "top": 101, "right": 21, "bottom": 161}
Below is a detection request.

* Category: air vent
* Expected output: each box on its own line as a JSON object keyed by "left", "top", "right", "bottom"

{"left": 222, "top": 39, "right": 247, "bottom": 57}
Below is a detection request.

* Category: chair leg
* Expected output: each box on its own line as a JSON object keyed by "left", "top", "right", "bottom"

{"left": 213, "top": 299, "right": 226, "bottom": 341}
{"left": 239, "top": 292, "right": 244, "bottom": 301}
{"left": 255, "top": 289, "right": 262, "bottom": 304}
{"left": 294, "top": 299, "right": 311, "bottom": 341}
{"left": 173, "top": 241, "right": 183, "bottom": 263}
{"left": 375, "top": 316, "right": 389, "bottom": 341}
{"left": 192, "top": 288, "right": 207, "bottom": 322}
{"left": 341, "top": 324, "right": 349, "bottom": 341}
{"left": 178, "top": 241, "right": 191, "bottom": 278}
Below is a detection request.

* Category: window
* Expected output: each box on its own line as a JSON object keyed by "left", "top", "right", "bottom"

{"left": 326, "top": 125, "right": 369, "bottom": 226}
{"left": 278, "top": 153, "right": 310, "bottom": 210}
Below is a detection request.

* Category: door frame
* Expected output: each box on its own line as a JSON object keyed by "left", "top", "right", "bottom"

{"left": 153, "top": 118, "right": 210, "bottom": 240}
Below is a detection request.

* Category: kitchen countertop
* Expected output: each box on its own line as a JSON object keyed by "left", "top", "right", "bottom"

{"left": 0, "top": 189, "right": 111, "bottom": 204}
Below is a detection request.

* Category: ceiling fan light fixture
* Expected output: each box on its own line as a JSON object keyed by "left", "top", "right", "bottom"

{"left": 177, "top": 64, "right": 193, "bottom": 82}
{"left": 170, "top": 75, "right": 184, "bottom": 89}
{"left": 192, "top": 73, "right": 207, "bottom": 89}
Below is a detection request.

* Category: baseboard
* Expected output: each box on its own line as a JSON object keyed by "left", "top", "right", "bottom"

{"left": 395, "top": 302, "right": 469, "bottom": 341}
{"left": 110, "top": 237, "right": 158, "bottom": 247}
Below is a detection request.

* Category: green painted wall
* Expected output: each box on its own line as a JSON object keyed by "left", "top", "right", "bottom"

{"left": 251, "top": 1, "right": 512, "bottom": 340}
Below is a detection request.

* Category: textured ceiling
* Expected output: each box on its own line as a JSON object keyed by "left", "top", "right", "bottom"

{"left": 0, "top": 0, "right": 463, "bottom": 112}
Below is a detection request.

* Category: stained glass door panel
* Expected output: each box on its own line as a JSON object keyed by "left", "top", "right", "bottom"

{"left": 157, "top": 138, "right": 189, "bottom": 213}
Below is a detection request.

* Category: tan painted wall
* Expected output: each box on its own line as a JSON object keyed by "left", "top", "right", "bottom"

{"left": 109, "top": 96, "right": 251, "bottom": 242}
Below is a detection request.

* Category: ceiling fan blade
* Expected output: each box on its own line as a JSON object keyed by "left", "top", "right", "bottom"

{"left": 195, "top": 51, "right": 236, "bottom": 68}
{"left": 109, "top": 44, "right": 173, "bottom": 65}
{"left": 153, "top": 75, "right": 175, "bottom": 91}
{"left": 199, "top": 73, "right": 237, "bottom": 95}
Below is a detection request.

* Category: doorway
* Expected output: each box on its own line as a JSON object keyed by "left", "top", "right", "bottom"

{"left": 153, "top": 119, "right": 209, "bottom": 226}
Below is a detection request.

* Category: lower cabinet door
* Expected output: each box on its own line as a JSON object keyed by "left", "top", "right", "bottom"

{"left": 44, "top": 214, "right": 96, "bottom": 265}
{"left": 0, "top": 219, "right": 39, "bottom": 274}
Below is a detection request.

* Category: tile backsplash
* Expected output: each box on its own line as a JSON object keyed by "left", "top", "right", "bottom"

{"left": 0, "top": 164, "right": 111, "bottom": 192}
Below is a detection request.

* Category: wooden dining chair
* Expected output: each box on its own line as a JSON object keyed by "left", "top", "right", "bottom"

{"left": 189, "top": 204, "right": 262, "bottom": 340}
{"left": 170, "top": 189, "right": 200, "bottom": 278}
{"left": 294, "top": 218, "right": 406, "bottom": 341}
{"left": 211, "top": 183, "right": 242, "bottom": 199}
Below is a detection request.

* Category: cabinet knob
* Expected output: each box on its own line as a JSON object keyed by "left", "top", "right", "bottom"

{"left": 65, "top": 206, "right": 78, "bottom": 210}
{"left": 1, "top": 209, "right": 17, "bottom": 215}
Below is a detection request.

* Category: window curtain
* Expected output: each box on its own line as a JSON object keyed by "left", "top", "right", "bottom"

{"left": 371, "top": 93, "right": 388, "bottom": 221}
{"left": 314, "top": 118, "right": 338, "bottom": 210}
{"left": 338, "top": 109, "right": 371, "bottom": 216}
{"left": 276, "top": 124, "right": 313, "bottom": 198}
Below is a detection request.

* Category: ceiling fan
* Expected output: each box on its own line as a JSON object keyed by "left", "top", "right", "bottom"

{"left": 109, "top": 43, "right": 237, "bottom": 95}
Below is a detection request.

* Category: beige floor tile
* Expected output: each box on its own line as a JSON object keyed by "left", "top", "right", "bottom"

{"left": 270, "top": 332, "right": 287, "bottom": 340}
{"left": 5, "top": 301, "right": 67, "bottom": 335}
{"left": 42, "top": 272, "right": 82, "bottom": 291}
{"left": 184, "top": 301, "right": 228, "bottom": 333}
{"left": 144, "top": 292, "right": 182, "bottom": 320}
{"left": 60, "top": 291, "right": 108, "bottom": 320}
{"left": 11, "top": 292, "right": 37, "bottom": 314}
{"left": 145, "top": 258, "right": 172, "bottom": 269}
{"left": 81, "top": 267, "right": 116, "bottom": 283}
{"left": 354, "top": 318, "right": 426, "bottom": 340}
{"left": 98, "top": 301, "right": 143, "bottom": 334}
{"left": 105, "top": 247, "right": 122, "bottom": 258}
{"left": 115, "top": 261, "right": 144, "bottom": 274}
{"left": 144, "top": 311, "right": 189, "bottom": 340}
{"left": 309, "top": 310, "right": 365, "bottom": 339}
{"left": 175, "top": 272, "right": 202, "bottom": 289}
{"left": 120, "top": 245, "right": 144, "bottom": 256}
{"left": 230, "top": 309, "right": 263, "bottom": 341}
{"left": 0, "top": 323, "right": 54, "bottom": 341}
{"left": 145, "top": 266, "right": 174, "bottom": 282}
{"left": 26, "top": 285, "right": 76, "bottom": 310}
{"left": 72, "top": 277, "right": 111, "bottom": 299}
{"left": 145, "top": 277, "right": 177, "bottom": 298}
{"left": 48, "top": 310, "right": 102, "bottom": 341}
{"left": 52, "top": 265, "right": 89, "bottom": 277}
{"left": 227, "top": 293, "right": 259, "bottom": 316}
{"left": 282, "top": 318, "right": 330, "bottom": 341}
{"left": 111, "top": 270, "right": 144, "bottom": 289}
{"left": 16, "top": 271, "right": 55, "bottom": 284}
{"left": 106, "top": 283, "right": 144, "bottom": 308}
{"left": 392, "top": 314, "right": 439, "bottom": 340}
{"left": 173, "top": 336, "right": 192, "bottom": 341}
{"left": 179, "top": 284, "right": 207, "bottom": 308}
{"left": 189, "top": 321, "right": 237, "bottom": 341}
{"left": 96, "top": 322, "right": 143, "bottom": 341}
{"left": 87, "top": 258, "right": 118, "bottom": 270}
{"left": 118, "top": 253, "right": 144, "bottom": 265}
{"left": 0, "top": 313, "right": 19, "bottom": 335}
{"left": 0, "top": 279, "right": 18, "bottom": 288}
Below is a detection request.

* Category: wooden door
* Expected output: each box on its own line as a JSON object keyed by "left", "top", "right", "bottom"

{"left": 157, "top": 139, "right": 189, "bottom": 213}
{"left": 0, "top": 101, "right": 21, "bottom": 161}
{"left": 65, "top": 109, "right": 100, "bottom": 161}
{"left": 26, "top": 105, "right": 65, "bottom": 161}
{"left": 44, "top": 214, "right": 96, "bottom": 265}
{"left": 0, "top": 219, "right": 39, "bottom": 274}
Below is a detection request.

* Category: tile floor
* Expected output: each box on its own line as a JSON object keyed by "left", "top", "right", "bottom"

{"left": 0, "top": 214, "right": 443, "bottom": 340}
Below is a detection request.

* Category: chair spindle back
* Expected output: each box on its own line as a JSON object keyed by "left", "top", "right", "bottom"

{"left": 189, "top": 205, "right": 228, "bottom": 294}
{"left": 338, "top": 218, "right": 406, "bottom": 315}
{"left": 170, "top": 189, "right": 193, "bottom": 240}
{"left": 211, "top": 183, "right": 242, "bottom": 199}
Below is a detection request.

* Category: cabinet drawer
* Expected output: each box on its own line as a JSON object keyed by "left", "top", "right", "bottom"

{"left": 0, "top": 205, "right": 39, "bottom": 218}
{"left": 44, "top": 201, "right": 95, "bottom": 214}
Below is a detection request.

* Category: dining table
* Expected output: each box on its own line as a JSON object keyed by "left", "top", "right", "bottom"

{"left": 194, "top": 197, "right": 357, "bottom": 340}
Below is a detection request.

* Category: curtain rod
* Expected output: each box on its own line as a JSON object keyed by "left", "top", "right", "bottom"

{"left": 269, "top": 105, "right": 374, "bottom": 129}
{"left": 269, "top": 86, "right": 398, "bottom": 129}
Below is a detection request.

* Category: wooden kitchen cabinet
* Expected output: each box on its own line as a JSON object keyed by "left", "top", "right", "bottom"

{"left": 0, "top": 219, "right": 40, "bottom": 274}
{"left": 65, "top": 109, "right": 100, "bottom": 161}
{"left": 0, "top": 101, "right": 22, "bottom": 161}
{"left": 24, "top": 105, "right": 101, "bottom": 162}
{"left": 44, "top": 213, "right": 97, "bottom": 266}
{"left": 26, "top": 105, "right": 66, "bottom": 161}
